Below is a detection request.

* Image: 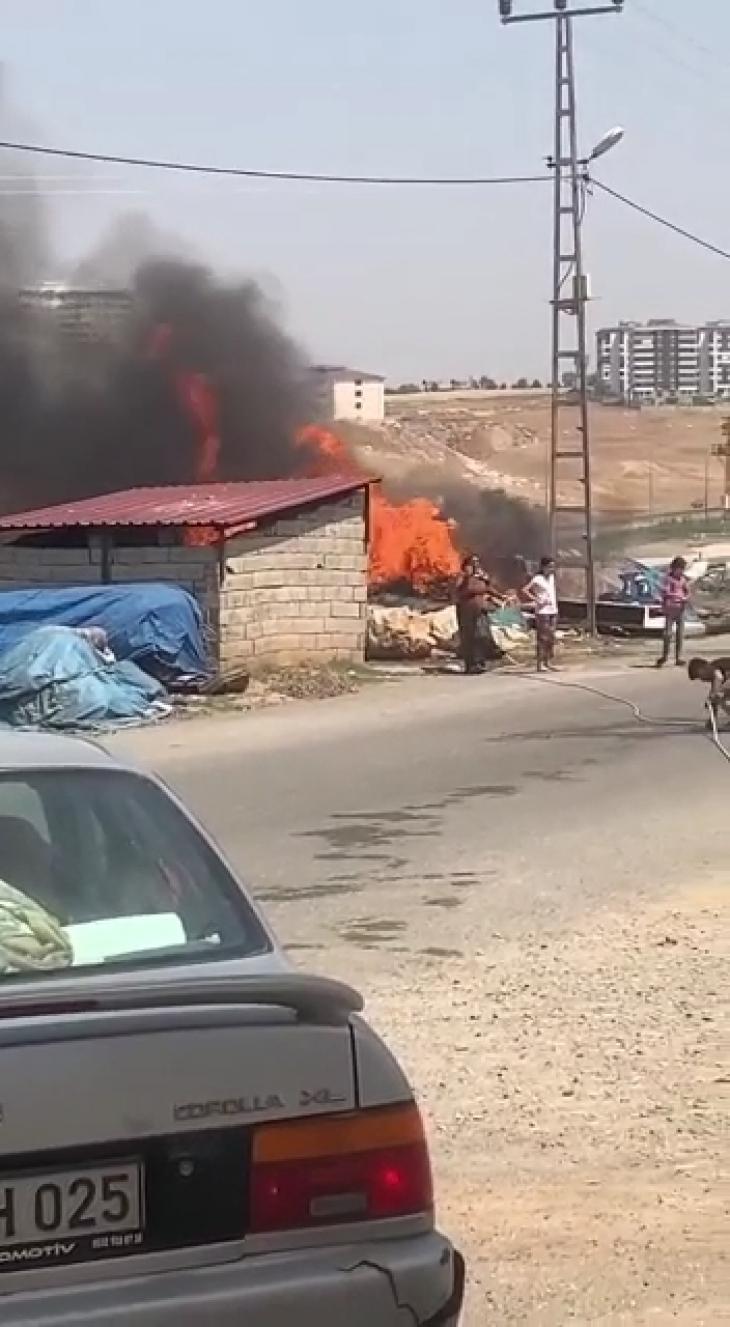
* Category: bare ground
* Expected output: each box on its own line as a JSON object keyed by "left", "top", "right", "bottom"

{"left": 324, "top": 882, "right": 729, "bottom": 1325}
{"left": 351, "top": 392, "right": 730, "bottom": 517}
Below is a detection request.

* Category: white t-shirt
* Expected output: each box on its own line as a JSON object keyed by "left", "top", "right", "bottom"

{"left": 527, "top": 572, "right": 557, "bottom": 616}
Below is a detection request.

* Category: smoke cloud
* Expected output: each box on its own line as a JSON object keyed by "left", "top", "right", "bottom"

{"left": 0, "top": 75, "right": 544, "bottom": 586}
{"left": 0, "top": 250, "right": 312, "bottom": 513}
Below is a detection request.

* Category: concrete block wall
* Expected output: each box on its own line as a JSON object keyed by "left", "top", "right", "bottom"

{"left": 0, "top": 544, "right": 220, "bottom": 622}
{"left": 219, "top": 492, "right": 367, "bottom": 669}
{"left": 107, "top": 547, "right": 219, "bottom": 619}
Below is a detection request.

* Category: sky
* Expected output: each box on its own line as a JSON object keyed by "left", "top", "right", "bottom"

{"left": 1, "top": 0, "right": 729, "bottom": 382}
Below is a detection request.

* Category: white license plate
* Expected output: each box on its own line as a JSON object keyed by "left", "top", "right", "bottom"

{"left": 0, "top": 1162, "right": 143, "bottom": 1253}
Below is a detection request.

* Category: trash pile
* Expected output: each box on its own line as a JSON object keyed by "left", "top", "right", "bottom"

{"left": 367, "top": 603, "right": 531, "bottom": 662}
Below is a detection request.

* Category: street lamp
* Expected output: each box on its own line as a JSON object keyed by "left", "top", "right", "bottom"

{"left": 549, "top": 125, "right": 625, "bottom": 174}
{"left": 587, "top": 125, "right": 624, "bottom": 164}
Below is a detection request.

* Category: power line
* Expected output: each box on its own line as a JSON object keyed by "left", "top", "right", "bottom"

{"left": 1, "top": 133, "right": 728, "bottom": 266}
{"left": 591, "top": 177, "right": 730, "bottom": 263}
{"left": 625, "top": 8, "right": 730, "bottom": 104}
{"left": 0, "top": 139, "right": 549, "bottom": 188}
{"left": 632, "top": 0, "right": 730, "bottom": 69}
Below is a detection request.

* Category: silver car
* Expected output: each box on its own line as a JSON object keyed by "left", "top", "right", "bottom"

{"left": 0, "top": 732, "right": 464, "bottom": 1325}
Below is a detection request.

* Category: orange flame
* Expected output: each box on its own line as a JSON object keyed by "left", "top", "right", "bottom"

{"left": 147, "top": 326, "right": 460, "bottom": 583}
{"left": 150, "top": 324, "right": 220, "bottom": 545}
{"left": 296, "top": 425, "right": 461, "bottom": 591}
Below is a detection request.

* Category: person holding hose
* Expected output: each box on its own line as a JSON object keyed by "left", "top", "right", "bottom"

{"left": 656, "top": 556, "right": 690, "bottom": 668}
{"left": 454, "top": 554, "right": 490, "bottom": 675}
{"left": 687, "top": 656, "right": 730, "bottom": 729}
{"left": 454, "top": 554, "right": 509, "bottom": 674}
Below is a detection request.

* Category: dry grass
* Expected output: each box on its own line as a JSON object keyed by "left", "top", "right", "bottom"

{"left": 357, "top": 392, "right": 730, "bottom": 517}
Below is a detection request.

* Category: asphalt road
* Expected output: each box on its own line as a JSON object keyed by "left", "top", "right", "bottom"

{"left": 107, "top": 665, "right": 729, "bottom": 1323}
{"left": 108, "top": 662, "right": 728, "bottom": 959}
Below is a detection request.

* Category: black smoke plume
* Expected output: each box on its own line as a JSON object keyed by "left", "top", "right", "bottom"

{"left": 0, "top": 254, "right": 311, "bottom": 514}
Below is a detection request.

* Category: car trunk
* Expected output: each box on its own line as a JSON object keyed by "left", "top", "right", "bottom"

{"left": 0, "top": 972, "right": 361, "bottom": 1271}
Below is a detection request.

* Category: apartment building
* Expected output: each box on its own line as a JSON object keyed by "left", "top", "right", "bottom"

{"left": 19, "top": 284, "right": 134, "bottom": 344}
{"left": 309, "top": 365, "right": 385, "bottom": 423}
{"left": 596, "top": 320, "right": 730, "bottom": 402}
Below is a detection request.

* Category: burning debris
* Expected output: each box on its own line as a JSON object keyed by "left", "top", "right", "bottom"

{"left": 296, "top": 426, "right": 461, "bottom": 591}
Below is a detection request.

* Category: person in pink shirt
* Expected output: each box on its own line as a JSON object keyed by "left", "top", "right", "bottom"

{"left": 656, "top": 555, "right": 690, "bottom": 668}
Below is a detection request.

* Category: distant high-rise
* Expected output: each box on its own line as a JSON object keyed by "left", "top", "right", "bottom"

{"left": 18, "top": 284, "right": 134, "bottom": 345}
{"left": 596, "top": 320, "right": 730, "bottom": 402}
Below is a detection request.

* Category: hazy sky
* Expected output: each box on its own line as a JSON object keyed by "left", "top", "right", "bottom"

{"left": 1, "top": 0, "right": 729, "bottom": 381}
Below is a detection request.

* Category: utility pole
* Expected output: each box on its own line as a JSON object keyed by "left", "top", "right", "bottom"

{"left": 498, "top": 0, "right": 624, "bottom": 635}
{"left": 712, "top": 419, "right": 730, "bottom": 514}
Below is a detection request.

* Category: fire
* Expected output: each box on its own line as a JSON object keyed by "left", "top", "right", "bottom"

{"left": 296, "top": 425, "right": 461, "bottom": 591}
{"left": 149, "top": 326, "right": 461, "bottom": 586}
{"left": 150, "top": 324, "right": 220, "bottom": 545}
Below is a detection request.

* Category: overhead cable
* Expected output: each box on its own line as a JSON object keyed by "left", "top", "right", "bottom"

{"left": 1, "top": 136, "right": 728, "bottom": 265}
{"left": 0, "top": 139, "right": 549, "bottom": 188}
{"left": 591, "top": 177, "right": 730, "bottom": 263}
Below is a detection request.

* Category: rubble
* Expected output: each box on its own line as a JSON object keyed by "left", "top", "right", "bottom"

{"left": 367, "top": 603, "right": 531, "bottom": 661}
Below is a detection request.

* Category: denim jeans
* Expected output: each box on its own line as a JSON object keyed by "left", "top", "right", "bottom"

{"left": 659, "top": 609, "right": 685, "bottom": 664}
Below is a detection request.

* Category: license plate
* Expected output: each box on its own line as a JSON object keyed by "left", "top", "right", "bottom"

{"left": 0, "top": 1162, "right": 143, "bottom": 1267}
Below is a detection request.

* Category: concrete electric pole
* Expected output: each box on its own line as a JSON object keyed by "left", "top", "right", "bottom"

{"left": 712, "top": 419, "right": 730, "bottom": 514}
{"left": 498, "top": 0, "right": 624, "bottom": 635}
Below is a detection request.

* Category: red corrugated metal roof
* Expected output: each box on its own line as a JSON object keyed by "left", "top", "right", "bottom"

{"left": 0, "top": 476, "right": 368, "bottom": 532}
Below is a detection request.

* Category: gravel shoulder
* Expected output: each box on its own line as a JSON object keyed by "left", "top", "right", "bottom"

{"left": 327, "top": 880, "right": 728, "bottom": 1325}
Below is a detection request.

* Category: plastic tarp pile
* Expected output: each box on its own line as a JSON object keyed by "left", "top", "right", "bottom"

{"left": 0, "top": 626, "right": 171, "bottom": 731}
{"left": 0, "top": 584, "right": 211, "bottom": 688}
{"left": 622, "top": 558, "right": 703, "bottom": 627}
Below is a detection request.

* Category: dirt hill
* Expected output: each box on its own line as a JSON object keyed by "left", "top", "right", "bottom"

{"left": 343, "top": 391, "right": 729, "bottom": 517}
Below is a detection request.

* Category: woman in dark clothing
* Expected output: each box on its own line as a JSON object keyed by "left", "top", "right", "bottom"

{"left": 454, "top": 555, "right": 501, "bottom": 673}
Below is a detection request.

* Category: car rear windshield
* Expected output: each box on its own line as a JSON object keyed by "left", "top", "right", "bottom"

{"left": 0, "top": 767, "right": 270, "bottom": 978}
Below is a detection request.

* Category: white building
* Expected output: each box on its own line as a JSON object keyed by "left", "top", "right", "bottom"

{"left": 596, "top": 320, "right": 730, "bottom": 402}
{"left": 309, "top": 365, "right": 385, "bottom": 423}
{"left": 19, "top": 285, "right": 134, "bottom": 345}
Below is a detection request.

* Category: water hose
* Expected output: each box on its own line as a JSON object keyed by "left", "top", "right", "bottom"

{"left": 519, "top": 671, "right": 730, "bottom": 766}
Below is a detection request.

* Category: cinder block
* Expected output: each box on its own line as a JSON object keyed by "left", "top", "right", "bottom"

{"left": 250, "top": 569, "right": 288, "bottom": 590}
{"left": 43, "top": 550, "right": 90, "bottom": 568}
{"left": 221, "top": 589, "right": 249, "bottom": 611}
{"left": 329, "top": 631, "right": 364, "bottom": 649}
{"left": 220, "top": 638, "right": 254, "bottom": 664}
{"left": 223, "top": 569, "right": 256, "bottom": 591}
{"left": 253, "top": 634, "right": 307, "bottom": 655}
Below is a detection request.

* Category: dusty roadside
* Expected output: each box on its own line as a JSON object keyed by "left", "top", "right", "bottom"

{"left": 324, "top": 884, "right": 729, "bottom": 1325}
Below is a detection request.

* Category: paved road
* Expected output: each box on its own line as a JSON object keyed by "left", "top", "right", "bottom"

{"left": 107, "top": 666, "right": 729, "bottom": 1323}
{"left": 109, "top": 663, "right": 727, "bottom": 957}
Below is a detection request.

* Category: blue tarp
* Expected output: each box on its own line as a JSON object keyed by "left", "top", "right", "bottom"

{"left": 0, "top": 584, "right": 211, "bottom": 688}
{"left": 0, "top": 626, "right": 170, "bottom": 731}
{"left": 622, "top": 558, "right": 703, "bottom": 625}
{"left": 489, "top": 605, "right": 528, "bottom": 630}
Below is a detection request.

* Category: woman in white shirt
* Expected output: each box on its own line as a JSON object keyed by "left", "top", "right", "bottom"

{"left": 524, "top": 556, "right": 559, "bottom": 672}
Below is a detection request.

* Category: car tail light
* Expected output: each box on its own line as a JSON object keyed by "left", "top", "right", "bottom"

{"left": 250, "top": 1102, "right": 433, "bottom": 1233}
